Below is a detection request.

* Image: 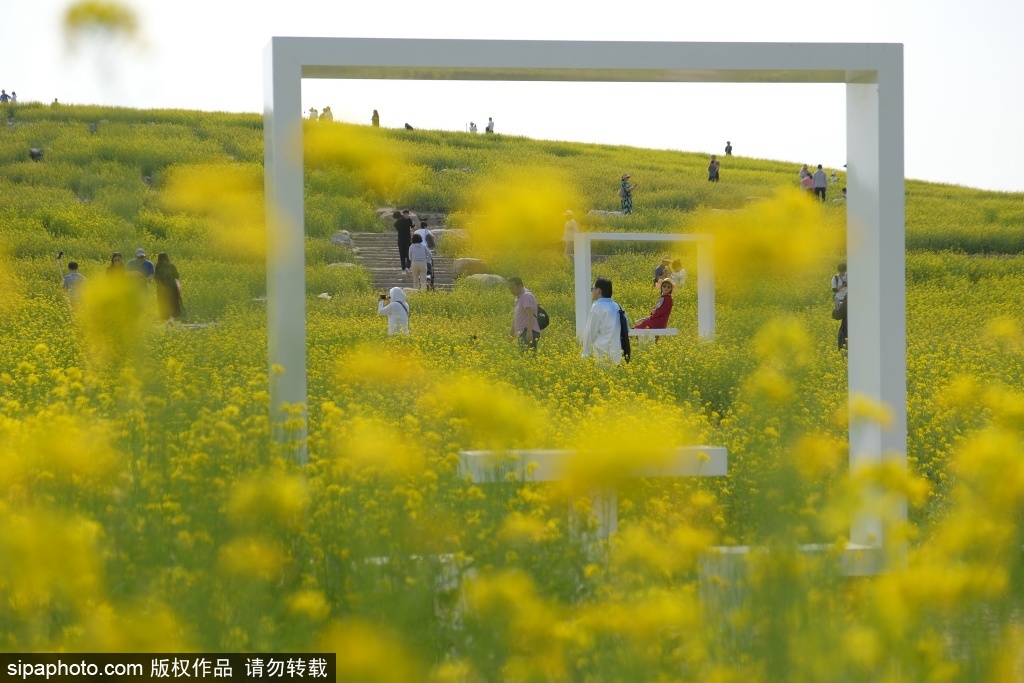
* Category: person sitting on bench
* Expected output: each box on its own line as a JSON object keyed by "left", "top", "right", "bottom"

{"left": 633, "top": 280, "right": 674, "bottom": 330}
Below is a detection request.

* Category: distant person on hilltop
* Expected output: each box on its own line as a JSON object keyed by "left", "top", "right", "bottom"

{"left": 10, "top": 92, "right": 15, "bottom": 103}
{"left": 813, "top": 164, "right": 828, "bottom": 202}
{"left": 469, "top": 122, "right": 478, "bottom": 133}
{"left": 619, "top": 173, "right": 637, "bottom": 214}
{"left": 725, "top": 141, "right": 733, "bottom": 156}
{"left": 708, "top": 155, "right": 721, "bottom": 182}
{"left": 320, "top": 106, "right": 333, "bottom": 122}
{"left": 800, "top": 165, "right": 814, "bottom": 193}
{"left": 308, "top": 107, "right": 318, "bottom": 120}
{"left": 0, "top": 91, "right": 8, "bottom": 103}
{"left": 485, "top": 117, "right": 494, "bottom": 134}
{"left": 830, "top": 170, "right": 839, "bottom": 184}
{"left": 371, "top": 109, "right": 380, "bottom": 127}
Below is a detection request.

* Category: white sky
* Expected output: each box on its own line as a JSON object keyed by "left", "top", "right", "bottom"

{"left": 3, "top": 0, "right": 1023, "bottom": 192}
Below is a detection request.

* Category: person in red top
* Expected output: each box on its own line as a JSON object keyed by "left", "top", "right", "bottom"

{"left": 633, "top": 280, "right": 674, "bottom": 329}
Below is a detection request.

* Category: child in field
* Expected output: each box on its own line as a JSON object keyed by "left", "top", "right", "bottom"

{"left": 62, "top": 261, "right": 85, "bottom": 305}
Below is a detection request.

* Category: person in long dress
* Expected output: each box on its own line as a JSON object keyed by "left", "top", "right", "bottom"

{"left": 154, "top": 252, "right": 182, "bottom": 321}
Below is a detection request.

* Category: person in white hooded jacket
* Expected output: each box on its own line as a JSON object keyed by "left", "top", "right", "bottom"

{"left": 377, "top": 287, "right": 410, "bottom": 335}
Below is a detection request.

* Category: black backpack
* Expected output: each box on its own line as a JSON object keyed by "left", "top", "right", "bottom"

{"left": 831, "top": 297, "right": 847, "bottom": 320}
{"left": 618, "top": 307, "right": 631, "bottom": 363}
{"left": 536, "top": 305, "right": 549, "bottom": 330}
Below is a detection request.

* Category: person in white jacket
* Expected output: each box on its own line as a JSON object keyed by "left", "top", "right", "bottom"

{"left": 377, "top": 287, "right": 410, "bottom": 335}
{"left": 581, "top": 277, "right": 626, "bottom": 364}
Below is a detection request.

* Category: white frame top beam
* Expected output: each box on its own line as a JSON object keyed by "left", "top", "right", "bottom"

{"left": 264, "top": 37, "right": 905, "bottom": 560}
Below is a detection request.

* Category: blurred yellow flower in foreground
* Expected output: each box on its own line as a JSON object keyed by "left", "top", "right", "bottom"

{"left": 464, "top": 167, "right": 580, "bottom": 254}
{"left": 163, "top": 163, "right": 266, "bottom": 259}
{"left": 705, "top": 187, "right": 842, "bottom": 288}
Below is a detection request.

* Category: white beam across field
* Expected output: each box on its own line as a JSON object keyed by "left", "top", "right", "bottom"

{"left": 574, "top": 232, "right": 714, "bottom": 341}
{"left": 263, "top": 38, "right": 906, "bottom": 568}
{"left": 459, "top": 447, "right": 728, "bottom": 539}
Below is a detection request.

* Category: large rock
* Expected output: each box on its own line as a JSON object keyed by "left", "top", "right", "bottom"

{"left": 464, "top": 274, "right": 507, "bottom": 288}
{"left": 455, "top": 258, "right": 487, "bottom": 278}
{"left": 331, "top": 230, "right": 354, "bottom": 248}
{"left": 587, "top": 209, "right": 624, "bottom": 218}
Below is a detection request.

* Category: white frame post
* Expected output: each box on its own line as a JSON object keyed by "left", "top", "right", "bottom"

{"left": 574, "top": 232, "right": 715, "bottom": 342}
{"left": 263, "top": 38, "right": 905, "bottom": 566}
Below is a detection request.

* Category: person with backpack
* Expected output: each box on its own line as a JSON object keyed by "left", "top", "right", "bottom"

{"left": 582, "top": 277, "right": 629, "bottom": 364}
{"left": 378, "top": 287, "right": 410, "bottom": 335}
{"left": 507, "top": 276, "right": 542, "bottom": 353}
{"left": 414, "top": 220, "right": 436, "bottom": 287}
{"left": 408, "top": 233, "right": 432, "bottom": 292}
{"left": 831, "top": 262, "right": 848, "bottom": 350}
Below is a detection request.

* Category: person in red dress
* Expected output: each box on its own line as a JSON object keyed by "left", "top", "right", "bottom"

{"left": 633, "top": 280, "right": 674, "bottom": 329}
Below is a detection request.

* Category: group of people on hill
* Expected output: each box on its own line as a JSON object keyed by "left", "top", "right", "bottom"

{"left": 0, "top": 90, "right": 17, "bottom": 103}
{"left": 307, "top": 106, "right": 333, "bottom": 122}
{"left": 62, "top": 248, "right": 183, "bottom": 320}
{"left": 799, "top": 164, "right": 846, "bottom": 202}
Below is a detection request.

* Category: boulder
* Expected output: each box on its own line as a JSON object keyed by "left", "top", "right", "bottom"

{"left": 587, "top": 209, "right": 624, "bottom": 218}
{"left": 455, "top": 258, "right": 487, "bottom": 278}
{"left": 331, "top": 230, "right": 354, "bottom": 248}
{"left": 464, "top": 273, "right": 507, "bottom": 288}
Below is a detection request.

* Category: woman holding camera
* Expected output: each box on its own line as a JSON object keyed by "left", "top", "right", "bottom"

{"left": 377, "top": 287, "right": 410, "bottom": 335}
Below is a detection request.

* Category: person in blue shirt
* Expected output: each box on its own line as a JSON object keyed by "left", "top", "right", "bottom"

{"left": 125, "top": 248, "right": 154, "bottom": 285}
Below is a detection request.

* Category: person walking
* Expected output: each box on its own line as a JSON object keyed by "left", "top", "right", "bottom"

{"left": 619, "top": 173, "right": 637, "bottom": 215}
{"left": 154, "top": 252, "right": 182, "bottom": 321}
{"left": 708, "top": 155, "right": 721, "bottom": 182}
{"left": 832, "top": 262, "right": 848, "bottom": 350}
{"left": 393, "top": 210, "right": 414, "bottom": 273}
{"left": 582, "top": 277, "right": 627, "bottom": 365}
{"left": 507, "top": 276, "right": 541, "bottom": 353}
{"left": 0, "top": 91, "right": 8, "bottom": 103}
{"left": 812, "top": 164, "right": 828, "bottom": 202}
{"left": 62, "top": 261, "right": 86, "bottom": 306}
{"left": 125, "top": 248, "right": 154, "bottom": 286}
{"left": 106, "top": 252, "right": 125, "bottom": 275}
{"left": 320, "top": 106, "right": 333, "bottom": 122}
{"left": 408, "top": 233, "right": 432, "bottom": 291}
{"left": 725, "top": 141, "right": 733, "bottom": 156}
{"left": 485, "top": 117, "right": 494, "bottom": 133}
{"left": 371, "top": 109, "right": 380, "bottom": 127}
{"left": 634, "top": 280, "right": 674, "bottom": 330}
{"left": 378, "top": 287, "right": 410, "bottom": 335}
{"left": 562, "top": 210, "right": 579, "bottom": 257}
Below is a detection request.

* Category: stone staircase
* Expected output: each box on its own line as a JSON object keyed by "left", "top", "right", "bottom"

{"left": 350, "top": 232, "right": 457, "bottom": 293}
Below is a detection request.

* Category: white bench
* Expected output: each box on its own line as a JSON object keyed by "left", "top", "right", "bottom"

{"left": 628, "top": 327, "right": 678, "bottom": 343}
{"left": 459, "top": 447, "right": 727, "bottom": 539}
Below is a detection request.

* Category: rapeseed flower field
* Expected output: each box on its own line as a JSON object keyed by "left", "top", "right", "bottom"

{"left": 2, "top": 101, "right": 1024, "bottom": 680}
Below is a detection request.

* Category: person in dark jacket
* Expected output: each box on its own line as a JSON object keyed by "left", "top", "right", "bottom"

{"left": 393, "top": 210, "right": 414, "bottom": 273}
{"left": 154, "top": 252, "right": 182, "bottom": 320}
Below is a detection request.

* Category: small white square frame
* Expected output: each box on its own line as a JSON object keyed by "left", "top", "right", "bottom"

{"left": 264, "top": 38, "right": 906, "bottom": 559}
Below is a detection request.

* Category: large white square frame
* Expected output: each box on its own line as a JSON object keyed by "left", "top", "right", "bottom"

{"left": 264, "top": 38, "right": 906, "bottom": 554}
